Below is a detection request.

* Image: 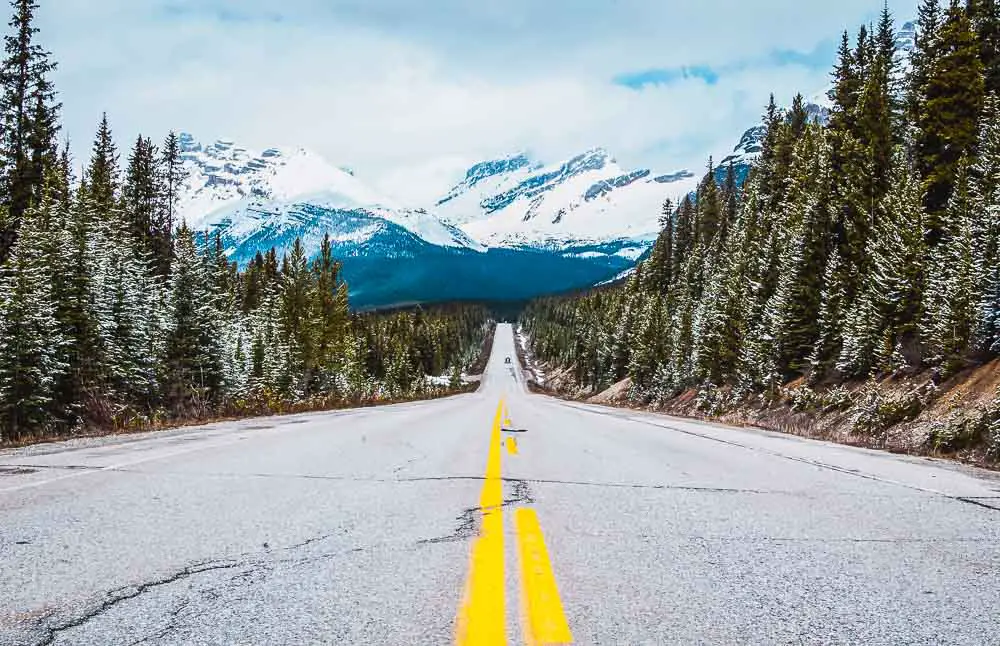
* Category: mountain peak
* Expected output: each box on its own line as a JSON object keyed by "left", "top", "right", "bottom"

{"left": 174, "top": 132, "right": 398, "bottom": 229}
{"left": 457, "top": 152, "right": 537, "bottom": 192}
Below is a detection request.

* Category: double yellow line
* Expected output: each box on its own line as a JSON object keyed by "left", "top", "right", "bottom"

{"left": 455, "top": 400, "right": 572, "bottom": 646}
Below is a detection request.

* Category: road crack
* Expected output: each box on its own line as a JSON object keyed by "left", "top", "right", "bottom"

{"left": 30, "top": 529, "right": 347, "bottom": 646}
{"left": 418, "top": 479, "right": 535, "bottom": 546}
{"left": 33, "top": 560, "right": 241, "bottom": 646}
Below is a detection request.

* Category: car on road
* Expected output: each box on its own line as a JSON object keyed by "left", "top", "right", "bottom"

{"left": 505, "top": 356, "right": 511, "bottom": 364}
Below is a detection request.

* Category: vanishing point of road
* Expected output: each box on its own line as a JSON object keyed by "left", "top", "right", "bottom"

{"left": 1, "top": 324, "right": 998, "bottom": 645}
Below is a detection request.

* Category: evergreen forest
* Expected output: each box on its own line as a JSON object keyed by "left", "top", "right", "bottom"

{"left": 521, "top": 0, "right": 1000, "bottom": 459}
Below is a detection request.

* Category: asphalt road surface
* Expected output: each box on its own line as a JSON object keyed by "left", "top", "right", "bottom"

{"left": 1, "top": 323, "right": 999, "bottom": 645}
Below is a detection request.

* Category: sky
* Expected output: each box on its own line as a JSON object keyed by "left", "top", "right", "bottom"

{"left": 38, "top": 0, "right": 915, "bottom": 205}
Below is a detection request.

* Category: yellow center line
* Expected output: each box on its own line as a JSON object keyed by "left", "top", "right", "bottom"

{"left": 456, "top": 399, "right": 572, "bottom": 645}
{"left": 455, "top": 400, "right": 507, "bottom": 646}
{"left": 515, "top": 509, "right": 573, "bottom": 646}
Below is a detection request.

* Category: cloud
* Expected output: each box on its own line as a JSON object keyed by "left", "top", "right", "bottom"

{"left": 37, "top": 0, "right": 916, "bottom": 204}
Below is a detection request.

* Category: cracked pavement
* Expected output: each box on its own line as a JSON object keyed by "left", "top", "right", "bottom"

{"left": 1, "top": 324, "right": 999, "bottom": 645}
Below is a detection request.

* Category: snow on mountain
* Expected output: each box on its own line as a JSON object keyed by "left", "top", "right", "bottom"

{"left": 718, "top": 124, "right": 766, "bottom": 175}
{"left": 175, "top": 133, "right": 481, "bottom": 257}
{"left": 435, "top": 148, "right": 699, "bottom": 250}
{"left": 434, "top": 153, "right": 541, "bottom": 226}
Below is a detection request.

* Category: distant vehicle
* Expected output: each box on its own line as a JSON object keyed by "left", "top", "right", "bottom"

{"left": 505, "top": 357, "right": 512, "bottom": 364}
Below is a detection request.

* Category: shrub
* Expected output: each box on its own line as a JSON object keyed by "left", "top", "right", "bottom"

{"left": 694, "top": 383, "right": 726, "bottom": 416}
{"left": 786, "top": 385, "right": 818, "bottom": 412}
{"left": 851, "top": 381, "right": 923, "bottom": 442}
{"left": 927, "top": 395, "right": 1000, "bottom": 458}
{"left": 819, "top": 385, "right": 853, "bottom": 412}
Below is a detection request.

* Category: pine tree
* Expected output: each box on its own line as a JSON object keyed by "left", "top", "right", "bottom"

{"left": 972, "top": 94, "right": 1000, "bottom": 351}
{"left": 0, "top": 0, "right": 57, "bottom": 264}
{"left": 829, "top": 31, "right": 861, "bottom": 132}
{"left": 873, "top": 152, "right": 926, "bottom": 371}
{"left": 810, "top": 249, "right": 847, "bottom": 379}
{"left": 697, "top": 157, "right": 723, "bottom": 249}
{"left": 967, "top": 0, "right": 1000, "bottom": 95}
{"left": 875, "top": 2, "right": 904, "bottom": 141}
{"left": 311, "top": 234, "right": 349, "bottom": 388}
{"left": 857, "top": 55, "right": 894, "bottom": 222}
{"left": 917, "top": 0, "right": 984, "bottom": 238}
{"left": 0, "top": 0, "right": 57, "bottom": 214}
{"left": 672, "top": 194, "right": 695, "bottom": 276}
{"left": 24, "top": 72, "right": 58, "bottom": 200}
{"left": 722, "top": 162, "right": 739, "bottom": 227}
{"left": 644, "top": 199, "right": 674, "bottom": 293}
{"left": 161, "top": 224, "right": 223, "bottom": 411}
{"left": 909, "top": 0, "right": 943, "bottom": 128}
{"left": 855, "top": 24, "right": 874, "bottom": 79}
{"left": 876, "top": 3, "right": 897, "bottom": 70}
{"left": 768, "top": 128, "right": 831, "bottom": 377}
{"left": 158, "top": 131, "right": 185, "bottom": 274}
{"left": 122, "top": 135, "right": 163, "bottom": 259}
{"left": 0, "top": 199, "right": 65, "bottom": 439}
{"left": 83, "top": 113, "right": 119, "bottom": 218}
{"left": 627, "top": 293, "right": 664, "bottom": 390}
{"left": 89, "top": 211, "right": 159, "bottom": 407}
{"left": 923, "top": 159, "right": 977, "bottom": 374}
{"left": 279, "top": 238, "right": 316, "bottom": 393}
{"left": 54, "top": 139, "right": 70, "bottom": 202}
{"left": 50, "top": 177, "right": 102, "bottom": 427}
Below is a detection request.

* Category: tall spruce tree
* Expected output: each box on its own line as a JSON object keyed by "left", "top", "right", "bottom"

{"left": 122, "top": 135, "right": 163, "bottom": 259}
{"left": 769, "top": 127, "right": 831, "bottom": 377}
{"left": 878, "top": 152, "right": 927, "bottom": 370}
{"left": 829, "top": 31, "right": 861, "bottom": 133}
{"left": 645, "top": 199, "right": 674, "bottom": 294}
{"left": 909, "top": 0, "right": 943, "bottom": 129}
{"left": 162, "top": 224, "right": 223, "bottom": 410}
{"left": 158, "top": 131, "right": 185, "bottom": 274}
{"left": 917, "top": 0, "right": 984, "bottom": 239}
{"left": 857, "top": 55, "right": 894, "bottom": 223}
{"left": 967, "top": 0, "right": 1000, "bottom": 95}
{"left": 0, "top": 197, "right": 65, "bottom": 440}
{"left": 0, "top": 0, "right": 57, "bottom": 263}
{"left": 855, "top": 24, "right": 874, "bottom": 80}
{"left": 923, "top": 159, "right": 978, "bottom": 373}
{"left": 972, "top": 94, "right": 1000, "bottom": 351}
{"left": 83, "top": 113, "right": 119, "bottom": 218}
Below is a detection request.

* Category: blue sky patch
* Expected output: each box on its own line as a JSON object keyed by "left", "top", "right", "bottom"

{"left": 614, "top": 65, "right": 720, "bottom": 89}
{"left": 615, "top": 38, "right": 838, "bottom": 91}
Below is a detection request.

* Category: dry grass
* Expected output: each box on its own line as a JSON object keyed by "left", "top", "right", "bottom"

{"left": 533, "top": 369, "right": 1000, "bottom": 470}
{"left": 0, "top": 385, "right": 478, "bottom": 450}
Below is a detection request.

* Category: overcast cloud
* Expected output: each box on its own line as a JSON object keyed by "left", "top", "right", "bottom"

{"left": 38, "top": 0, "right": 914, "bottom": 204}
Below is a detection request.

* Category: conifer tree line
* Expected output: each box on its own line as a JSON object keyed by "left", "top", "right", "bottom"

{"left": 0, "top": 0, "right": 491, "bottom": 442}
{"left": 523, "top": 0, "right": 1000, "bottom": 405}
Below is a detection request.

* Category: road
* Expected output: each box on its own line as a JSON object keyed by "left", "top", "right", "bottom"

{"left": 0, "top": 323, "right": 998, "bottom": 645}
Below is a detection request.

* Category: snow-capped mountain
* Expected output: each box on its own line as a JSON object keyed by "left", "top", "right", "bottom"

{"left": 174, "top": 133, "right": 641, "bottom": 308}
{"left": 175, "top": 133, "right": 481, "bottom": 264}
{"left": 172, "top": 134, "right": 726, "bottom": 307}
{"left": 435, "top": 148, "right": 699, "bottom": 251}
